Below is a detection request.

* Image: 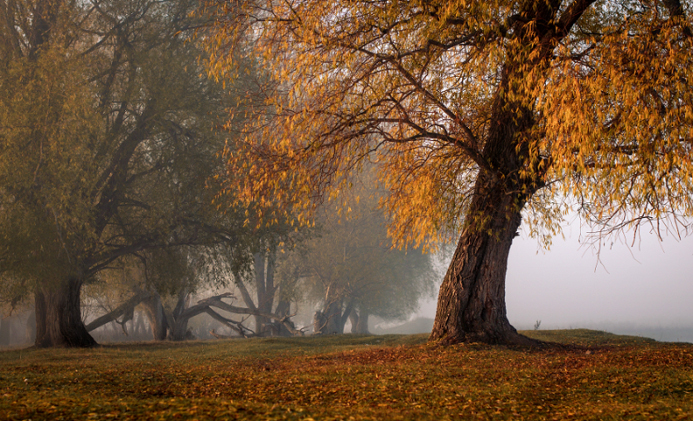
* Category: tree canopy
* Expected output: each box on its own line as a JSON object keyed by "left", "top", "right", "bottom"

{"left": 0, "top": 0, "right": 250, "bottom": 346}
{"left": 205, "top": 0, "right": 693, "bottom": 344}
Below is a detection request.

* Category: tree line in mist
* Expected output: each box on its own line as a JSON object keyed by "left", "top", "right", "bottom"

{"left": 0, "top": 0, "right": 436, "bottom": 347}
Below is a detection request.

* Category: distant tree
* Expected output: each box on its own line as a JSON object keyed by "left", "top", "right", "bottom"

{"left": 211, "top": 217, "right": 312, "bottom": 337}
{"left": 205, "top": 0, "right": 693, "bottom": 344}
{"left": 293, "top": 181, "right": 435, "bottom": 335}
{"left": 83, "top": 241, "right": 307, "bottom": 341}
{"left": 0, "top": 0, "right": 249, "bottom": 347}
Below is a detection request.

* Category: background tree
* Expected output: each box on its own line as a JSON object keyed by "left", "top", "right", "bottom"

{"left": 0, "top": 0, "right": 249, "bottom": 347}
{"left": 292, "top": 180, "right": 435, "bottom": 335}
{"left": 205, "top": 0, "right": 693, "bottom": 344}
{"left": 83, "top": 239, "right": 308, "bottom": 341}
{"left": 217, "top": 220, "right": 312, "bottom": 336}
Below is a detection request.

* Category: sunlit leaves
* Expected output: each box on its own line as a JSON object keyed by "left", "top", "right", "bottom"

{"left": 205, "top": 0, "right": 516, "bottom": 249}
{"left": 536, "top": 5, "right": 693, "bottom": 237}
{"left": 206, "top": 0, "right": 693, "bottom": 251}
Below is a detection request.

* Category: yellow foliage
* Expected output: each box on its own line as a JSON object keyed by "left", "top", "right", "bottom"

{"left": 204, "top": 0, "right": 693, "bottom": 248}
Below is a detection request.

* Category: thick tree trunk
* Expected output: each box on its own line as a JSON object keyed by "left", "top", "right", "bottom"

{"left": 429, "top": 125, "right": 540, "bottom": 346}
{"left": 352, "top": 309, "right": 369, "bottom": 334}
{"left": 0, "top": 316, "right": 10, "bottom": 347}
{"left": 142, "top": 294, "right": 168, "bottom": 341}
{"left": 169, "top": 290, "right": 194, "bottom": 341}
{"left": 314, "top": 296, "right": 353, "bottom": 335}
{"left": 34, "top": 278, "right": 97, "bottom": 348}
{"left": 429, "top": 196, "right": 531, "bottom": 345}
{"left": 169, "top": 317, "right": 191, "bottom": 341}
{"left": 430, "top": 59, "right": 543, "bottom": 345}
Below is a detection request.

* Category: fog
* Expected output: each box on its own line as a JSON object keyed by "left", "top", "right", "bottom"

{"left": 413, "top": 222, "right": 693, "bottom": 343}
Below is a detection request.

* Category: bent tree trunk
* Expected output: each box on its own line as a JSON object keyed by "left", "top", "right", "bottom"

{"left": 430, "top": 63, "right": 543, "bottom": 346}
{"left": 34, "top": 277, "right": 96, "bottom": 348}
{"left": 430, "top": 187, "right": 533, "bottom": 345}
{"left": 85, "top": 290, "right": 153, "bottom": 333}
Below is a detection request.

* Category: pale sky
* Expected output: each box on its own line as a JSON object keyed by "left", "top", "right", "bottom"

{"left": 417, "top": 222, "right": 693, "bottom": 331}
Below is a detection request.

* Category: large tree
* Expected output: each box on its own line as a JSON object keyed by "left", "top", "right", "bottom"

{"left": 205, "top": 0, "right": 693, "bottom": 344}
{"left": 0, "top": 0, "right": 244, "bottom": 347}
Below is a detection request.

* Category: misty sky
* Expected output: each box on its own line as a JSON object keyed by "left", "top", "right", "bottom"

{"left": 417, "top": 221, "right": 693, "bottom": 330}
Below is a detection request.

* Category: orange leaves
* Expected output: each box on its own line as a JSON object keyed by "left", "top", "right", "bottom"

{"left": 204, "top": 0, "right": 499, "bottom": 247}
{"left": 1, "top": 331, "right": 692, "bottom": 420}
{"left": 528, "top": 6, "right": 693, "bottom": 238}
{"left": 205, "top": 0, "right": 693, "bottom": 252}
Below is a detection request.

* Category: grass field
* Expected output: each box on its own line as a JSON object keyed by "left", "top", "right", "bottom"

{"left": 1, "top": 330, "right": 691, "bottom": 420}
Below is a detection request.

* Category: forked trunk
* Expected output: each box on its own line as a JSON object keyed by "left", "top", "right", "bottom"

{"left": 34, "top": 277, "right": 96, "bottom": 348}
{"left": 351, "top": 309, "right": 369, "bottom": 334}
{"left": 169, "top": 290, "right": 194, "bottom": 341}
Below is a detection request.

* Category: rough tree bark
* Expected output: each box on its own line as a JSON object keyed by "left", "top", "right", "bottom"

{"left": 430, "top": 61, "right": 542, "bottom": 346}
{"left": 34, "top": 277, "right": 97, "bottom": 347}
{"left": 429, "top": 189, "right": 532, "bottom": 345}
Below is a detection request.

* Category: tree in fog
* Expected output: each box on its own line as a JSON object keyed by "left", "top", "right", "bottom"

{"left": 0, "top": 0, "right": 250, "bottom": 347}
{"left": 206, "top": 0, "right": 693, "bottom": 344}
{"left": 227, "top": 228, "right": 307, "bottom": 336}
{"left": 83, "top": 237, "right": 309, "bottom": 341}
{"left": 292, "top": 181, "right": 435, "bottom": 335}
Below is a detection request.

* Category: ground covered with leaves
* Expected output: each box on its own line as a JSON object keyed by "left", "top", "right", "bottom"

{"left": 1, "top": 330, "right": 691, "bottom": 420}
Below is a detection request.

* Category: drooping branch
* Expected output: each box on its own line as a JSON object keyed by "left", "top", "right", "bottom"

{"left": 85, "top": 290, "right": 154, "bottom": 332}
{"left": 203, "top": 307, "right": 255, "bottom": 338}
{"left": 196, "top": 293, "right": 305, "bottom": 336}
{"left": 150, "top": 292, "right": 304, "bottom": 338}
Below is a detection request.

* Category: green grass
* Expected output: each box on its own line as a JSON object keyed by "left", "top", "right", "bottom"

{"left": 1, "top": 330, "right": 691, "bottom": 420}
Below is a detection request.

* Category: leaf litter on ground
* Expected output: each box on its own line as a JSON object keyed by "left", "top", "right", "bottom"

{"left": 0, "top": 330, "right": 691, "bottom": 420}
